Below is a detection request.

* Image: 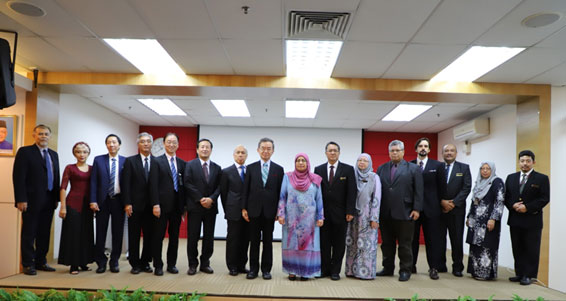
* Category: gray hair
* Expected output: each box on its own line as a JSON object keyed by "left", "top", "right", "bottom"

{"left": 137, "top": 132, "right": 153, "bottom": 144}
{"left": 442, "top": 144, "right": 457, "bottom": 152}
{"left": 234, "top": 144, "right": 248, "bottom": 154}
{"left": 258, "top": 137, "right": 274, "bottom": 150}
{"left": 388, "top": 140, "right": 404, "bottom": 151}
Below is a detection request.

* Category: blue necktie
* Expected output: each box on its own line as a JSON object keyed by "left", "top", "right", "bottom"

{"left": 240, "top": 165, "right": 245, "bottom": 183}
{"left": 171, "top": 157, "right": 178, "bottom": 192}
{"left": 44, "top": 149, "right": 53, "bottom": 191}
{"left": 262, "top": 162, "right": 268, "bottom": 186}
{"left": 108, "top": 158, "right": 116, "bottom": 197}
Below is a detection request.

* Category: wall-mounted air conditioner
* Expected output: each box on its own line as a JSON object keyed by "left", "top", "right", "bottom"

{"left": 453, "top": 118, "right": 490, "bottom": 141}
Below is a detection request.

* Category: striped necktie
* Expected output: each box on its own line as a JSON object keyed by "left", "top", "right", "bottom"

{"left": 171, "top": 157, "right": 178, "bottom": 191}
{"left": 108, "top": 158, "right": 116, "bottom": 197}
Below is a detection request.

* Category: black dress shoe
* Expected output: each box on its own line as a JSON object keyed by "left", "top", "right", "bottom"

{"left": 331, "top": 274, "right": 340, "bottom": 281}
{"left": 154, "top": 267, "right": 163, "bottom": 276}
{"left": 288, "top": 274, "right": 296, "bottom": 281}
{"left": 167, "top": 266, "right": 179, "bottom": 274}
{"left": 246, "top": 271, "right": 258, "bottom": 279}
{"left": 520, "top": 276, "right": 532, "bottom": 285}
{"left": 262, "top": 272, "right": 272, "bottom": 280}
{"left": 23, "top": 266, "right": 37, "bottom": 276}
{"left": 200, "top": 266, "right": 214, "bottom": 274}
{"left": 452, "top": 271, "right": 463, "bottom": 277}
{"left": 300, "top": 277, "right": 308, "bottom": 281}
{"left": 229, "top": 269, "right": 238, "bottom": 276}
{"left": 237, "top": 268, "right": 250, "bottom": 274}
{"left": 96, "top": 266, "right": 106, "bottom": 273}
{"left": 509, "top": 275, "right": 522, "bottom": 282}
{"left": 398, "top": 271, "right": 411, "bottom": 282}
{"left": 110, "top": 266, "right": 119, "bottom": 273}
{"left": 429, "top": 268, "right": 439, "bottom": 280}
{"left": 376, "top": 269, "right": 394, "bottom": 276}
{"left": 187, "top": 266, "right": 197, "bottom": 275}
{"left": 80, "top": 265, "right": 91, "bottom": 271}
{"left": 411, "top": 266, "right": 417, "bottom": 273}
{"left": 36, "top": 264, "right": 56, "bottom": 272}
{"left": 130, "top": 267, "right": 141, "bottom": 274}
{"left": 141, "top": 265, "right": 153, "bottom": 273}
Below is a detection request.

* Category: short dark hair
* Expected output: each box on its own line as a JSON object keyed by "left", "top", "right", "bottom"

{"left": 72, "top": 141, "right": 91, "bottom": 154}
{"left": 414, "top": 137, "right": 430, "bottom": 150}
{"left": 325, "top": 141, "right": 340, "bottom": 152}
{"left": 34, "top": 124, "right": 51, "bottom": 133}
{"left": 164, "top": 132, "right": 179, "bottom": 142}
{"left": 198, "top": 138, "right": 213, "bottom": 149}
{"left": 105, "top": 134, "right": 121, "bottom": 145}
{"left": 258, "top": 137, "right": 274, "bottom": 149}
{"left": 519, "top": 150, "right": 535, "bottom": 161}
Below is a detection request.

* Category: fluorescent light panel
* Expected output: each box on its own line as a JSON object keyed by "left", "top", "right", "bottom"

{"left": 211, "top": 99, "right": 250, "bottom": 117}
{"left": 431, "top": 46, "right": 525, "bottom": 82}
{"left": 137, "top": 98, "right": 186, "bottom": 116}
{"left": 382, "top": 104, "right": 432, "bottom": 122}
{"left": 286, "top": 40, "right": 343, "bottom": 78}
{"left": 104, "top": 39, "right": 185, "bottom": 76}
{"left": 285, "top": 100, "right": 320, "bottom": 118}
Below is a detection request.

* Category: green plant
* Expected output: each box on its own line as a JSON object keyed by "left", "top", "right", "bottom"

{"left": 10, "top": 289, "right": 39, "bottom": 301}
{"left": 456, "top": 296, "right": 477, "bottom": 301}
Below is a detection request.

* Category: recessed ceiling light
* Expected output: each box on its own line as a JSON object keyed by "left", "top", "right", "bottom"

{"left": 286, "top": 40, "right": 343, "bottom": 78}
{"left": 431, "top": 46, "right": 525, "bottom": 82}
{"left": 104, "top": 39, "right": 185, "bottom": 76}
{"left": 285, "top": 100, "right": 320, "bottom": 118}
{"left": 211, "top": 99, "right": 250, "bottom": 117}
{"left": 7, "top": 1, "right": 45, "bottom": 17}
{"left": 382, "top": 104, "right": 432, "bottom": 122}
{"left": 522, "top": 12, "right": 562, "bottom": 28}
{"left": 137, "top": 98, "right": 186, "bottom": 116}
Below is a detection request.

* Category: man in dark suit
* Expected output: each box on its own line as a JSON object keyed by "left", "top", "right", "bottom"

{"left": 242, "top": 137, "right": 284, "bottom": 280}
{"left": 13, "top": 124, "right": 60, "bottom": 275}
{"left": 376, "top": 140, "right": 423, "bottom": 282}
{"left": 314, "top": 141, "right": 356, "bottom": 281}
{"left": 220, "top": 145, "right": 250, "bottom": 276}
{"left": 410, "top": 138, "right": 445, "bottom": 280}
{"left": 439, "top": 143, "right": 471, "bottom": 277}
{"left": 505, "top": 150, "right": 549, "bottom": 286}
{"left": 150, "top": 132, "right": 185, "bottom": 276}
{"left": 122, "top": 132, "right": 155, "bottom": 275}
{"left": 90, "top": 134, "right": 126, "bottom": 273}
{"left": 184, "top": 138, "right": 221, "bottom": 275}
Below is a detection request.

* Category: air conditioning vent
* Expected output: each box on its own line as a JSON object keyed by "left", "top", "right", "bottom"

{"left": 287, "top": 11, "right": 352, "bottom": 40}
{"left": 453, "top": 119, "right": 490, "bottom": 141}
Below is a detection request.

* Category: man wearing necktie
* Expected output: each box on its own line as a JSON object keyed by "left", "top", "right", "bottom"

{"left": 438, "top": 144, "right": 471, "bottom": 277}
{"left": 220, "top": 145, "right": 250, "bottom": 276}
{"left": 184, "top": 138, "right": 222, "bottom": 275}
{"left": 122, "top": 132, "right": 156, "bottom": 275}
{"left": 90, "top": 134, "right": 126, "bottom": 273}
{"left": 504, "top": 150, "right": 549, "bottom": 286}
{"left": 376, "top": 140, "right": 423, "bottom": 282}
{"left": 410, "top": 138, "right": 446, "bottom": 280}
{"left": 150, "top": 132, "right": 186, "bottom": 276}
{"left": 241, "top": 137, "right": 284, "bottom": 280}
{"left": 13, "top": 124, "right": 60, "bottom": 275}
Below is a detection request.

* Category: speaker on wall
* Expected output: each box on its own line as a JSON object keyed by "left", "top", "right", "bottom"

{"left": 0, "top": 31, "right": 17, "bottom": 110}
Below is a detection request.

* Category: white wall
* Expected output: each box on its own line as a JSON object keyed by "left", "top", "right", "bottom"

{"left": 200, "top": 125, "right": 363, "bottom": 239}
{"left": 549, "top": 86, "right": 566, "bottom": 292}
{"left": 437, "top": 104, "right": 517, "bottom": 269}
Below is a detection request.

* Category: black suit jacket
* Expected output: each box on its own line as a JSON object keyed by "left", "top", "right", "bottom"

{"left": 220, "top": 164, "right": 246, "bottom": 221}
{"left": 504, "top": 170, "right": 549, "bottom": 229}
{"left": 242, "top": 160, "right": 284, "bottom": 219}
{"left": 377, "top": 160, "right": 423, "bottom": 220}
{"left": 410, "top": 158, "right": 445, "bottom": 218}
{"left": 184, "top": 158, "right": 222, "bottom": 214}
{"left": 444, "top": 161, "right": 472, "bottom": 215}
{"left": 122, "top": 154, "right": 156, "bottom": 212}
{"left": 150, "top": 154, "right": 186, "bottom": 214}
{"left": 13, "top": 145, "right": 60, "bottom": 210}
{"left": 314, "top": 162, "right": 356, "bottom": 222}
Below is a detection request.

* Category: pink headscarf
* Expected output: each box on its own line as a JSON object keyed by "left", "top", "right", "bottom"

{"left": 287, "top": 153, "right": 322, "bottom": 192}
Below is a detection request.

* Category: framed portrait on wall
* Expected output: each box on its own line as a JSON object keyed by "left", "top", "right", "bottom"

{"left": 0, "top": 115, "right": 17, "bottom": 156}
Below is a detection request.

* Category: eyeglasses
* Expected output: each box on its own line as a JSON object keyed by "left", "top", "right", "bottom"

{"left": 296, "top": 159, "right": 307, "bottom": 163}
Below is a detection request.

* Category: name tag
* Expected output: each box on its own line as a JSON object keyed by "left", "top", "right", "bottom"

{"left": 456, "top": 173, "right": 463, "bottom": 176}
{"left": 429, "top": 169, "right": 437, "bottom": 172}
{"left": 531, "top": 184, "right": 539, "bottom": 188}
{"left": 340, "top": 177, "right": 346, "bottom": 180}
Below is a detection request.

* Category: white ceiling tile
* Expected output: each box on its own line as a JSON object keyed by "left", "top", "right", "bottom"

{"left": 355, "top": 102, "right": 398, "bottom": 119}
{"left": 526, "top": 61, "right": 566, "bottom": 86}
{"left": 284, "top": 118, "right": 314, "bottom": 128}
{"left": 414, "top": 103, "right": 475, "bottom": 122}
{"left": 17, "top": 37, "right": 88, "bottom": 71}
{"left": 347, "top": 0, "right": 441, "bottom": 43}
{"left": 384, "top": 44, "right": 467, "bottom": 80}
{"left": 284, "top": 0, "right": 360, "bottom": 12}
{"left": 0, "top": 12, "right": 37, "bottom": 37}
{"left": 333, "top": 42, "right": 404, "bottom": 78}
{"left": 396, "top": 121, "right": 438, "bottom": 132}
{"left": 413, "top": 0, "right": 521, "bottom": 44}
{"left": 312, "top": 119, "right": 345, "bottom": 128}
{"left": 224, "top": 118, "right": 255, "bottom": 127}
{"left": 342, "top": 119, "right": 377, "bottom": 129}
{"left": 163, "top": 116, "right": 197, "bottom": 126}
{"left": 247, "top": 100, "right": 284, "bottom": 117}
{"left": 191, "top": 116, "right": 226, "bottom": 126}
{"left": 161, "top": 39, "right": 234, "bottom": 75}
{"left": 316, "top": 100, "right": 358, "bottom": 118}
{"left": 253, "top": 117, "right": 285, "bottom": 127}
{"left": 538, "top": 26, "right": 566, "bottom": 49}
{"left": 223, "top": 39, "right": 284, "bottom": 75}
{"left": 426, "top": 119, "right": 467, "bottom": 133}
{"left": 207, "top": 0, "right": 282, "bottom": 39}
{"left": 367, "top": 121, "right": 405, "bottom": 131}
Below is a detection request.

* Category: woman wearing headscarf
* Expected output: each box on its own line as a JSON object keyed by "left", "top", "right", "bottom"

{"left": 344, "top": 153, "right": 381, "bottom": 279}
{"left": 277, "top": 153, "right": 324, "bottom": 281}
{"left": 466, "top": 161, "right": 504, "bottom": 280}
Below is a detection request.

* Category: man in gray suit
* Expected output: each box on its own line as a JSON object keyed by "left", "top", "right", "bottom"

{"left": 376, "top": 140, "right": 423, "bottom": 281}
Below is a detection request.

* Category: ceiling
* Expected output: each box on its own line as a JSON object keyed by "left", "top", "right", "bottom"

{"left": 1, "top": 0, "right": 563, "bottom": 131}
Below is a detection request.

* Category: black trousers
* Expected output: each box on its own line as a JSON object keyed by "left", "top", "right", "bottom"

{"left": 320, "top": 218, "right": 347, "bottom": 275}
{"left": 226, "top": 219, "right": 249, "bottom": 271}
{"left": 380, "top": 218, "right": 414, "bottom": 273}
{"left": 510, "top": 226, "right": 542, "bottom": 278}
{"left": 152, "top": 209, "right": 182, "bottom": 269}
{"left": 249, "top": 216, "right": 275, "bottom": 273}
{"left": 186, "top": 211, "right": 216, "bottom": 268}
{"left": 412, "top": 215, "right": 443, "bottom": 270}
{"left": 94, "top": 196, "right": 125, "bottom": 268}
{"left": 21, "top": 195, "right": 54, "bottom": 268}
{"left": 439, "top": 212, "right": 465, "bottom": 272}
{"left": 127, "top": 206, "right": 153, "bottom": 269}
